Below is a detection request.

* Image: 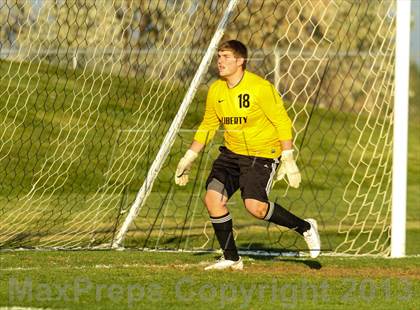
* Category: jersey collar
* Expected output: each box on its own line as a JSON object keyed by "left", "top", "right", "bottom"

{"left": 226, "top": 70, "right": 246, "bottom": 89}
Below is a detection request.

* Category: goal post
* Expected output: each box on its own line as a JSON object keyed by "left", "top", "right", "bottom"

{"left": 111, "top": 0, "right": 240, "bottom": 248}
{"left": 391, "top": 0, "right": 411, "bottom": 258}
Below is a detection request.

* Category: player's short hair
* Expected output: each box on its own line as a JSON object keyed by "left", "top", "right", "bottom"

{"left": 218, "top": 40, "right": 248, "bottom": 70}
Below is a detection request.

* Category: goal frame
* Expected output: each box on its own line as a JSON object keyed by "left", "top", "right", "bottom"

{"left": 111, "top": 0, "right": 411, "bottom": 257}
{"left": 111, "top": 0, "right": 241, "bottom": 248}
{"left": 391, "top": 0, "right": 411, "bottom": 258}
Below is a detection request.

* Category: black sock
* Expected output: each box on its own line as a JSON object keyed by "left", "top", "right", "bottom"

{"left": 210, "top": 213, "right": 239, "bottom": 261}
{"left": 263, "top": 202, "right": 310, "bottom": 235}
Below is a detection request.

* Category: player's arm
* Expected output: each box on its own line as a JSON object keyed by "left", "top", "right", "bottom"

{"left": 258, "top": 84, "right": 301, "bottom": 188}
{"left": 193, "top": 83, "right": 220, "bottom": 147}
{"left": 258, "top": 83, "right": 293, "bottom": 142}
{"left": 175, "top": 85, "right": 220, "bottom": 186}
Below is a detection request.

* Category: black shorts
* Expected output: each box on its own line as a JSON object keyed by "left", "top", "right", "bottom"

{"left": 205, "top": 146, "right": 279, "bottom": 203}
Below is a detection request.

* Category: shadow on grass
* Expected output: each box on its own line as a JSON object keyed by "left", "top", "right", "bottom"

{"left": 191, "top": 244, "right": 323, "bottom": 270}
{"left": 244, "top": 253, "right": 323, "bottom": 270}
{"left": 271, "top": 257, "right": 322, "bottom": 270}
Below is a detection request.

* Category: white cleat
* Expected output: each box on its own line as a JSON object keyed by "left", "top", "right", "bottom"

{"left": 204, "top": 256, "right": 243, "bottom": 271}
{"left": 303, "top": 218, "right": 321, "bottom": 258}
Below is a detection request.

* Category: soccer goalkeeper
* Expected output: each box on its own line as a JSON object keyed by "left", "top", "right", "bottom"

{"left": 175, "top": 40, "right": 320, "bottom": 270}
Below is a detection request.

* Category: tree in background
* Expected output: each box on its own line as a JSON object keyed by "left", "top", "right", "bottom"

{"left": 15, "top": 0, "right": 124, "bottom": 70}
{"left": 1, "top": 0, "right": 396, "bottom": 112}
{"left": 0, "top": 0, "right": 31, "bottom": 51}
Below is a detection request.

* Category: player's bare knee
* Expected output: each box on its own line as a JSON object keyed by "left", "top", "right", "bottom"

{"left": 204, "top": 190, "right": 228, "bottom": 214}
{"left": 244, "top": 199, "right": 268, "bottom": 219}
{"left": 204, "top": 192, "right": 219, "bottom": 209}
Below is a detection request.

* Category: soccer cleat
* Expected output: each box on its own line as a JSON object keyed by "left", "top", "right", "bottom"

{"left": 303, "top": 218, "right": 321, "bottom": 258}
{"left": 204, "top": 256, "right": 243, "bottom": 271}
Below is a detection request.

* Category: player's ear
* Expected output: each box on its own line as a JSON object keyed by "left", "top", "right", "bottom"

{"left": 237, "top": 57, "right": 245, "bottom": 68}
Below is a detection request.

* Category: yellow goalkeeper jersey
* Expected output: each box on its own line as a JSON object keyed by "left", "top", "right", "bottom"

{"left": 194, "top": 70, "right": 292, "bottom": 158}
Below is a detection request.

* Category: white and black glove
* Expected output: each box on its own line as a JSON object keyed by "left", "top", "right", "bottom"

{"left": 275, "top": 149, "right": 301, "bottom": 188}
{"left": 174, "top": 149, "right": 198, "bottom": 186}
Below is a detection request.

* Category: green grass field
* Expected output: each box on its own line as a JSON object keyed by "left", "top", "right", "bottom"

{"left": 0, "top": 250, "right": 419, "bottom": 309}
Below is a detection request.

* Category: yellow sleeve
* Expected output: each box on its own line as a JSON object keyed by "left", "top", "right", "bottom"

{"left": 258, "top": 83, "right": 293, "bottom": 141}
{"left": 193, "top": 84, "right": 220, "bottom": 144}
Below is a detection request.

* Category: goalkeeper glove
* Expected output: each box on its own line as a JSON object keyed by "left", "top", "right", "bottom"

{"left": 275, "top": 149, "right": 301, "bottom": 188}
{"left": 175, "top": 149, "right": 198, "bottom": 186}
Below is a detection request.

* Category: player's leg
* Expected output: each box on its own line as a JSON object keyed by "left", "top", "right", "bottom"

{"left": 243, "top": 199, "right": 310, "bottom": 234}
{"left": 240, "top": 156, "right": 321, "bottom": 258}
{"left": 203, "top": 147, "right": 243, "bottom": 270}
{"left": 204, "top": 184, "right": 239, "bottom": 261}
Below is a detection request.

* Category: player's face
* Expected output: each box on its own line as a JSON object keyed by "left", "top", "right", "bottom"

{"left": 217, "top": 50, "right": 243, "bottom": 78}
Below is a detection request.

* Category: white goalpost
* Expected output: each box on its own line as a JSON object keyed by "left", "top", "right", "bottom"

{"left": 391, "top": 0, "right": 411, "bottom": 258}
{"left": 111, "top": 0, "right": 240, "bottom": 248}
{"left": 0, "top": 0, "right": 412, "bottom": 257}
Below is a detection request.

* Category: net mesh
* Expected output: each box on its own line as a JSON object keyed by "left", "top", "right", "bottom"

{"left": 0, "top": 0, "right": 396, "bottom": 255}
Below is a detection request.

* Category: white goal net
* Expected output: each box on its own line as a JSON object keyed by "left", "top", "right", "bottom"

{"left": 0, "top": 0, "right": 398, "bottom": 256}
